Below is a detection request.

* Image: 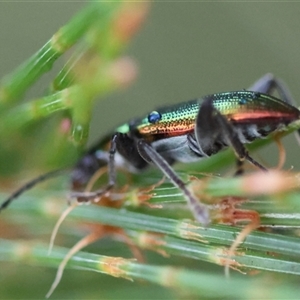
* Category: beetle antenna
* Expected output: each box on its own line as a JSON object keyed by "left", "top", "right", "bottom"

{"left": 0, "top": 168, "right": 68, "bottom": 212}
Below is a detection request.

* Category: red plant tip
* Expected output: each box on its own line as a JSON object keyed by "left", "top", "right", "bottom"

{"left": 109, "top": 57, "right": 138, "bottom": 88}
{"left": 114, "top": 2, "right": 150, "bottom": 42}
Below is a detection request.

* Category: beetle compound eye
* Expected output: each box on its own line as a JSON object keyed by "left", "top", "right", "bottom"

{"left": 148, "top": 111, "right": 162, "bottom": 123}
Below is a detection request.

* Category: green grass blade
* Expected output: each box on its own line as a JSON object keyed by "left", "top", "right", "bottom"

{"left": 0, "top": 3, "right": 118, "bottom": 108}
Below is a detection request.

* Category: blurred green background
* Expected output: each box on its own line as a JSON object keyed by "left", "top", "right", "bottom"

{"left": 1, "top": 2, "right": 300, "bottom": 299}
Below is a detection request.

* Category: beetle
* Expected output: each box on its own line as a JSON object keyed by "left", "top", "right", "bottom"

{"left": 1, "top": 74, "right": 300, "bottom": 226}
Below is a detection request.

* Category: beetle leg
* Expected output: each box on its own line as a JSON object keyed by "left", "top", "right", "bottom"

{"left": 70, "top": 132, "right": 149, "bottom": 202}
{"left": 114, "top": 133, "right": 149, "bottom": 169}
{"left": 136, "top": 139, "right": 210, "bottom": 226}
{"left": 70, "top": 134, "right": 119, "bottom": 201}
{"left": 248, "top": 73, "right": 295, "bottom": 105}
{"left": 235, "top": 160, "right": 245, "bottom": 176}
{"left": 249, "top": 73, "right": 300, "bottom": 145}
{"left": 195, "top": 96, "right": 267, "bottom": 173}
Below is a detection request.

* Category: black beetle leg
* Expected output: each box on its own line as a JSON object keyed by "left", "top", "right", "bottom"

{"left": 195, "top": 96, "right": 267, "bottom": 173}
{"left": 235, "top": 159, "right": 245, "bottom": 176}
{"left": 136, "top": 139, "right": 210, "bottom": 226}
{"left": 70, "top": 134, "right": 118, "bottom": 202}
{"left": 249, "top": 73, "right": 300, "bottom": 145}
{"left": 249, "top": 73, "right": 295, "bottom": 105}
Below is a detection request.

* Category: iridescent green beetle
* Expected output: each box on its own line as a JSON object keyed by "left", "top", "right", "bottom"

{"left": 2, "top": 74, "right": 300, "bottom": 225}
